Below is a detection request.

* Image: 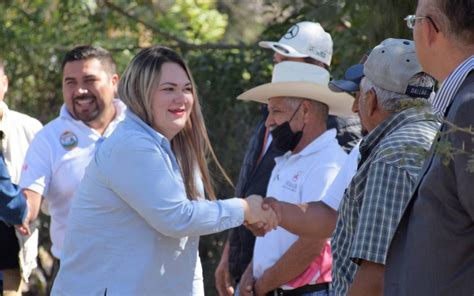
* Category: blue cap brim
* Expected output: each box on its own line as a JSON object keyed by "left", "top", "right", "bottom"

{"left": 329, "top": 80, "right": 360, "bottom": 92}
{"left": 345, "top": 64, "right": 364, "bottom": 81}
{"left": 328, "top": 63, "right": 364, "bottom": 93}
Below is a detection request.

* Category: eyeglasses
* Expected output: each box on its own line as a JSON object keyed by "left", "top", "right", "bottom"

{"left": 404, "top": 15, "right": 439, "bottom": 33}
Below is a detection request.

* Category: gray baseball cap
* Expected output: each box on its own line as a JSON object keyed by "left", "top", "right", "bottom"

{"left": 363, "top": 38, "right": 434, "bottom": 98}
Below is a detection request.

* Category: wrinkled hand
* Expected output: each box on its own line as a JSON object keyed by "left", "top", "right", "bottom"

{"left": 262, "top": 197, "right": 282, "bottom": 222}
{"left": 243, "top": 195, "right": 278, "bottom": 233}
{"left": 239, "top": 263, "right": 255, "bottom": 296}
{"left": 254, "top": 277, "right": 269, "bottom": 296}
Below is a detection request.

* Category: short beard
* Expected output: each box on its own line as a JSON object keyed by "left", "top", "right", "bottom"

{"left": 72, "top": 95, "right": 100, "bottom": 123}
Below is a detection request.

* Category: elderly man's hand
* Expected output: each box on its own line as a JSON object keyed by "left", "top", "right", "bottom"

{"left": 242, "top": 195, "right": 279, "bottom": 235}
{"left": 239, "top": 263, "right": 255, "bottom": 296}
{"left": 261, "top": 197, "right": 282, "bottom": 222}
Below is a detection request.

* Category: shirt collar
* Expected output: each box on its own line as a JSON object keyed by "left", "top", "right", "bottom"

{"left": 359, "top": 107, "right": 438, "bottom": 166}
{"left": 125, "top": 109, "right": 172, "bottom": 154}
{"left": 277, "top": 128, "right": 338, "bottom": 162}
{"left": 431, "top": 55, "right": 474, "bottom": 115}
{"left": 59, "top": 99, "right": 127, "bottom": 134}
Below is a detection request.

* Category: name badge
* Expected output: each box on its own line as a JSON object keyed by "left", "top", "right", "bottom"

{"left": 60, "top": 131, "right": 78, "bottom": 150}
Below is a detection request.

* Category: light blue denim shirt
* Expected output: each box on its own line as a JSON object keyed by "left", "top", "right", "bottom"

{"left": 52, "top": 110, "right": 244, "bottom": 296}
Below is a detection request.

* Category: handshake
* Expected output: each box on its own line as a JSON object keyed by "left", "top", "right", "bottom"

{"left": 241, "top": 195, "right": 281, "bottom": 236}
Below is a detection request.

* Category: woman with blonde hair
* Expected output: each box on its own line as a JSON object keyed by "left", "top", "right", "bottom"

{"left": 51, "top": 46, "right": 276, "bottom": 295}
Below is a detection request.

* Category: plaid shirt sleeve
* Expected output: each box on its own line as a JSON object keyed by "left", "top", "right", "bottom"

{"left": 349, "top": 161, "right": 414, "bottom": 265}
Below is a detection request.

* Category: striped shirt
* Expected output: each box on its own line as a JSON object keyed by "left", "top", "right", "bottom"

{"left": 430, "top": 55, "right": 474, "bottom": 115}
{"left": 331, "top": 107, "right": 440, "bottom": 295}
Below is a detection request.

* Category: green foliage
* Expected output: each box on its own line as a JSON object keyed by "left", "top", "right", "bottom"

{"left": 435, "top": 121, "right": 474, "bottom": 170}
{"left": 164, "top": 0, "right": 228, "bottom": 43}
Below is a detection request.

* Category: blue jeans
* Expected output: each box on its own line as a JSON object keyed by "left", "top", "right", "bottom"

{"left": 300, "top": 288, "right": 330, "bottom": 296}
{"left": 234, "top": 283, "right": 241, "bottom": 296}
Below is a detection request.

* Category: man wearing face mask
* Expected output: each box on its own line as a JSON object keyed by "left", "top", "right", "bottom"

{"left": 237, "top": 61, "right": 353, "bottom": 296}
{"left": 216, "top": 21, "right": 362, "bottom": 296}
{"left": 262, "top": 21, "right": 362, "bottom": 152}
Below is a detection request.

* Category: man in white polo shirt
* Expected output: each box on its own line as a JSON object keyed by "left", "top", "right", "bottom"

{"left": 216, "top": 22, "right": 363, "bottom": 296}
{"left": 18, "top": 46, "right": 126, "bottom": 276}
{"left": 0, "top": 57, "right": 42, "bottom": 296}
{"left": 237, "top": 61, "right": 353, "bottom": 296}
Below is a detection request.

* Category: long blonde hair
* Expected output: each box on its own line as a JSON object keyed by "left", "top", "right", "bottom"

{"left": 118, "top": 46, "right": 231, "bottom": 200}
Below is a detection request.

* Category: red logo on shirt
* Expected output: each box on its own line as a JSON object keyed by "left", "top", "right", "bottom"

{"left": 292, "top": 171, "right": 301, "bottom": 182}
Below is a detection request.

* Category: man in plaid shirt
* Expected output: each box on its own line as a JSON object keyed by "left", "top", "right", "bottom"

{"left": 330, "top": 38, "right": 440, "bottom": 296}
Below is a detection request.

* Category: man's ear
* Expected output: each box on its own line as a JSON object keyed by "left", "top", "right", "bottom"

{"left": 111, "top": 73, "right": 119, "bottom": 96}
{"left": 111, "top": 73, "right": 119, "bottom": 86}
{"left": 302, "top": 100, "right": 311, "bottom": 123}
{"left": 417, "top": 14, "right": 440, "bottom": 47}
{"left": 366, "top": 88, "right": 378, "bottom": 117}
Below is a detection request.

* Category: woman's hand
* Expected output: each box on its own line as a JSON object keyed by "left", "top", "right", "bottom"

{"left": 242, "top": 195, "right": 279, "bottom": 233}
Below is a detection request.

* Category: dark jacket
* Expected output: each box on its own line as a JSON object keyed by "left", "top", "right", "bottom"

{"left": 384, "top": 71, "right": 474, "bottom": 295}
{"left": 328, "top": 115, "right": 362, "bottom": 152}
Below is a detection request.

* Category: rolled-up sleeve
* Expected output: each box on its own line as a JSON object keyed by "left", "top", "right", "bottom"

{"left": 98, "top": 133, "right": 244, "bottom": 238}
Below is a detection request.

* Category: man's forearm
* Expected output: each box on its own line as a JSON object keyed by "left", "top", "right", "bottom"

{"left": 22, "top": 189, "right": 42, "bottom": 221}
{"left": 215, "top": 241, "right": 234, "bottom": 296}
{"left": 278, "top": 201, "right": 337, "bottom": 238}
{"left": 348, "top": 260, "right": 384, "bottom": 296}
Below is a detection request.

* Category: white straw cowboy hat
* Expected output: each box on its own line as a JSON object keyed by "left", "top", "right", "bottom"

{"left": 237, "top": 61, "right": 354, "bottom": 117}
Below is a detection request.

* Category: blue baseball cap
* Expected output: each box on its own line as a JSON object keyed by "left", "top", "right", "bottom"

{"left": 328, "top": 63, "right": 364, "bottom": 93}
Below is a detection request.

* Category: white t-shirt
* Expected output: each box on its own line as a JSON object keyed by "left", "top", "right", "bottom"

{"left": 0, "top": 101, "right": 42, "bottom": 281}
{"left": 0, "top": 101, "right": 42, "bottom": 183}
{"left": 321, "top": 141, "right": 360, "bottom": 210}
{"left": 253, "top": 129, "right": 348, "bottom": 282}
{"left": 20, "top": 99, "right": 126, "bottom": 258}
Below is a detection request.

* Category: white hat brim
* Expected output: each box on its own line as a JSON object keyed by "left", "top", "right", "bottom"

{"left": 237, "top": 81, "right": 354, "bottom": 117}
{"left": 258, "top": 41, "right": 308, "bottom": 58}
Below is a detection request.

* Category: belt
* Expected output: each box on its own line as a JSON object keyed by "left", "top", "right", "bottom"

{"left": 266, "top": 283, "right": 329, "bottom": 296}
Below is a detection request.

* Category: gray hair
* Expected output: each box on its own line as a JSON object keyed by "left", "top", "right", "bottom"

{"left": 282, "top": 97, "right": 304, "bottom": 109}
{"left": 360, "top": 73, "right": 433, "bottom": 112}
{"left": 282, "top": 96, "right": 328, "bottom": 122}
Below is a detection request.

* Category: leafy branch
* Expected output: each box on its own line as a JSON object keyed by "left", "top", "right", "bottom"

{"left": 435, "top": 119, "right": 474, "bottom": 172}
{"left": 101, "top": 0, "right": 252, "bottom": 51}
